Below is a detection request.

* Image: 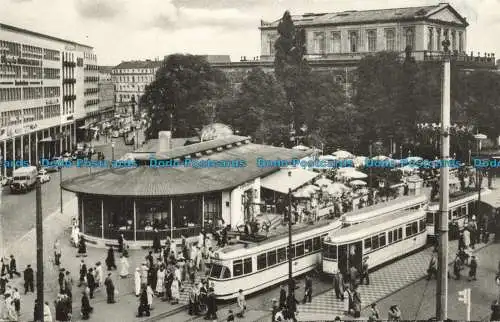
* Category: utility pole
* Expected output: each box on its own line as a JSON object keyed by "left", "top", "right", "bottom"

{"left": 288, "top": 187, "right": 293, "bottom": 295}
{"left": 436, "top": 39, "right": 451, "bottom": 321}
{"left": 35, "top": 178, "right": 44, "bottom": 321}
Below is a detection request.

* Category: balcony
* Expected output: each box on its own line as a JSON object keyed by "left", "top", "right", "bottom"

{"left": 63, "top": 61, "right": 76, "bottom": 68}
{"left": 63, "top": 95, "right": 76, "bottom": 101}
{"left": 63, "top": 78, "right": 76, "bottom": 84}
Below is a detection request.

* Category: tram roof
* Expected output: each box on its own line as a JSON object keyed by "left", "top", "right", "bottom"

{"left": 426, "top": 188, "right": 491, "bottom": 210}
{"left": 61, "top": 137, "right": 312, "bottom": 197}
{"left": 216, "top": 219, "right": 342, "bottom": 259}
{"left": 342, "top": 193, "right": 427, "bottom": 223}
{"left": 326, "top": 209, "right": 425, "bottom": 244}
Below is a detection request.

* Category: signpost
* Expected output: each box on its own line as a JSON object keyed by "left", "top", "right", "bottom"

{"left": 458, "top": 288, "right": 471, "bottom": 321}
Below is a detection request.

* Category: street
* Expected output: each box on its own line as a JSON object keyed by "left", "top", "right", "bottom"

{"left": 0, "top": 137, "right": 136, "bottom": 247}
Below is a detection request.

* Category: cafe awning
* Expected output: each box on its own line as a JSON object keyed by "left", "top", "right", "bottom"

{"left": 260, "top": 168, "right": 320, "bottom": 194}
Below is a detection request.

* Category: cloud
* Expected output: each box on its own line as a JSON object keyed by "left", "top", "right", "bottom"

{"left": 74, "top": 0, "right": 122, "bottom": 19}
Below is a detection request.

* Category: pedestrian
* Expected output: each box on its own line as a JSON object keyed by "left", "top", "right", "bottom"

{"left": 43, "top": 301, "right": 52, "bottom": 322}
{"left": 279, "top": 284, "right": 286, "bottom": 309}
{"left": 427, "top": 253, "right": 437, "bottom": 280}
{"left": 8, "top": 255, "right": 20, "bottom": 278}
{"left": 146, "top": 251, "right": 154, "bottom": 269}
{"left": 134, "top": 268, "right": 141, "bottom": 296}
{"left": 171, "top": 275, "right": 180, "bottom": 304}
{"left": 105, "top": 247, "right": 116, "bottom": 271}
{"left": 152, "top": 229, "right": 161, "bottom": 253}
{"left": 350, "top": 265, "right": 359, "bottom": 289}
{"left": 12, "top": 287, "right": 20, "bottom": 317}
{"left": 286, "top": 292, "right": 299, "bottom": 322}
{"left": 117, "top": 234, "right": 125, "bottom": 253}
{"left": 86, "top": 268, "right": 95, "bottom": 299}
{"left": 54, "top": 239, "right": 62, "bottom": 266}
{"left": 302, "top": 275, "right": 312, "bottom": 304}
{"left": 333, "top": 271, "right": 344, "bottom": 300}
{"left": 453, "top": 255, "right": 462, "bottom": 280}
{"left": 0, "top": 273, "right": 8, "bottom": 295}
{"left": 104, "top": 273, "right": 116, "bottom": 304}
{"left": 469, "top": 255, "right": 478, "bottom": 281}
{"left": 274, "top": 308, "right": 285, "bottom": 322}
{"left": 71, "top": 226, "right": 79, "bottom": 248}
{"left": 156, "top": 265, "right": 166, "bottom": 297}
{"left": 368, "top": 303, "right": 380, "bottom": 321}
{"left": 64, "top": 271, "right": 73, "bottom": 299}
{"left": 188, "top": 285, "right": 199, "bottom": 316}
{"left": 78, "top": 235, "right": 87, "bottom": 257}
{"left": 95, "top": 262, "right": 103, "bottom": 288}
{"left": 388, "top": 304, "right": 401, "bottom": 321}
{"left": 23, "top": 264, "right": 34, "bottom": 294}
{"left": 78, "top": 260, "right": 87, "bottom": 287}
{"left": 236, "top": 289, "right": 246, "bottom": 318}
{"left": 352, "top": 288, "right": 362, "bottom": 318}
{"left": 137, "top": 285, "right": 150, "bottom": 317}
{"left": 343, "top": 287, "right": 350, "bottom": 316}
{"left": 205, "top": 287, "right": 218, "bottom": 321}
{"left": 58, "top": 268, "right": 65, "bottom": 293}
{"left": 80, "top": 288, "right": 93, "bottom": 320}
{"left": 360, "top": 257, "right": 370, "bottom": 285}
{"left": 119, "top": 255, "right": 129, "bottom": 278}
{"left": 147, "top": 283, "right": 154, "bottom": 309}
{"left": 140, "top": 262, "right": 148, "bottom": 285}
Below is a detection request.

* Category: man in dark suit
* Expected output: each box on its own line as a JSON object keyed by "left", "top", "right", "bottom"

{"left": 279, "top": 284, "right": 287, "bottom": 309}
{"left": 24, "top": 265, "right": 34, "bottom": 294}
{"left": 333, "top": 271, "right": 344, "bottom": 300}
{"left": 86, "top": 268, "right": 95, "bottom": 299}
{"left": 104, "top": 273, "right": 116, "bottom": 304}
{"left": 205, "top": 287, "right": 217, "bottom": 320}
{"left": 302, "top": 275, "right": 312, "bottom": 303}
{"left": 9, "top": 255, "right": 21, "bottom": 278}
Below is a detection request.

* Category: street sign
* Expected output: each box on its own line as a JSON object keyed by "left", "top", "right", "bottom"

{"left": 458, "top": 288, "right": 471, "bottom": 321}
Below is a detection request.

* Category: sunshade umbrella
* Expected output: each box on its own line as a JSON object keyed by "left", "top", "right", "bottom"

{"left": 332, "top": 150, "right": 354, "bottom": 159}
{"left": 372, "top": 155, "right": 390, "bottom": 161}
{"left": 343, "top": 170, "right": 368, "bottom": 179}
{"left": 406, "top": 156, "right": 423, "bottom": 162}
{"left": 350, "top": 180, "right": 367, "bottom": 186}
{"left": 292, "top": 145, "right": 309, "bottom": 151}
{"left": 319, "top": 155, "right": 337, "bottom": 161}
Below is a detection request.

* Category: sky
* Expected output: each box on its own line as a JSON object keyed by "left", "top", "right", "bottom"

{"left": 1, "top": 0, "right": 499, "bottom": 65}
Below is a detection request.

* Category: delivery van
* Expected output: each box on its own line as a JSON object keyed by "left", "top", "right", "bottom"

{"left": 10, "top": 166, "right": 38, "bottom": 193}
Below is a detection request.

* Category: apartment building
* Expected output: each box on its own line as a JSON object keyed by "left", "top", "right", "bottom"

{"left": 0, "top": 23, "right": 97, "bottom": 174}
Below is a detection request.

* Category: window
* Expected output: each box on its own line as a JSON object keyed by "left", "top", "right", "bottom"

{"left": 349, "top": 31, "right": 358, "bottom": 52}
{"left": 222, "top": 267, "right": 231, "bottom": 279}
{"left": 411, "top": 222, "right": 418, "bottom": 235}
{"left": 323, "top": 244, "right": 337, "bottom": 259}
{"left": 437, "top": 28, "right": 442, "bottom": 51}
{"left": 233, "top": 260, "right": 243, "bottom": 277}
{"left": 420, "top": 219, "right": 426, "bottom": 232}
{"left": 313, "top": 237, "right": 321, "bottom": 251}
{"left": 304, "top": 239, "right": 312, "bottom": 253}
{"left": 405, "top": 224, "right": 412, "bottom": 237}
{"left": 405, "top": 27, "right": 415, "bottom": 50}
{"left": 330, "top": 31, "right": 341, "bottom": 53}
{"left": 243, "top": 257, "right": 252, "bottom": 274}
{"left": 277, "top": 247, "right": 287, "bottom": 263}
{"left": 388, "top": 230, "right": 393, "bottom": 244}
{"left": 295, "top": 242, "right": 305, "bottom": 257}
{"left": 426, "top": 212, "right": 435, "bottom": 224}
{"left": 379, "top": 233, "right": 386, "bottom": 247}
{"left": 385, "top": 29, "right": 395, "bottom": 51}
{"left": 428, "top": 27, "right": 434, "bottom": 51}
{"left": 288, "top": 245, "right": 296, "bottom": 259}
{"left": 458, "top": 31, "right": 464, "bottom": 52}
{"left": 364, "top": 237, "right": 372, "bottom": 251}
{"left": 210, "top": 264, "right": 223, "bottom": 278}
{"left": 267, "top": 250, "right": 277, "bottom": 266}
{"left": 257, "top": 254, "right": 267, "bottom": 270}
{"left": 313, "top": 32, "right": 325, "bottom": 54}
{"left": 367, "top": 30, "right": 377, "bottom": 51}
{"left": 372, "top": 235, "right": 379, "bottom": 249}
{"left": 444, "top": 29, "right": 449, "bottom": 40}
{"left": 451, "top": 31, "right": 456, "bottom": 51}
{"left": 268, "top": 35, "right": 276, "bottom": 55}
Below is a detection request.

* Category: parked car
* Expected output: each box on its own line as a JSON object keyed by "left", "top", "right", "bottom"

{"left": 37, "top": 170, "right": 50, "bottom": 184}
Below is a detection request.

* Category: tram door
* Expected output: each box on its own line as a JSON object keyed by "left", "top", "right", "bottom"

{"left": 338, "top": 241, "right": 362, "bottom": 274}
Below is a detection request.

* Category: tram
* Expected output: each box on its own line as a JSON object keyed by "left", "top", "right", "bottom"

{"left": 341, "top": 194, "right": 428, "bottom": 227}
{"left": 208, "top": 220, "right": 342, "bottom": 300}
{"left": 322, "top": 209, "right": 427, "bottom": 275}
{"left": 425, "top": 188, "right": 491, "bottom": 238}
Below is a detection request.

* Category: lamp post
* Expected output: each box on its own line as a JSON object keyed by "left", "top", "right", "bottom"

{"left": 111, "top": 141, "right": 115, "bottom": 161}
{"left": 474, "top": 133, "right": 487, "bottom": 216}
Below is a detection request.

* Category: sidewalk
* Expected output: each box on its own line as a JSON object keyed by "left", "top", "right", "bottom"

{"left": 4, "top": 196, "right": 203, "bottom": 322}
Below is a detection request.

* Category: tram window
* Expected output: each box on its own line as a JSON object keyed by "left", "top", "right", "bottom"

{"left": 426, "top": 212, "right": 434, "bottom": 224}
{"left": 405, "top": 224, "right": 412, "bottom": 237}
{"left": 257, "top": 254, "right": 267, "bottom": 270}
{"left": 295, "top": 242, "right": 304, "bottom": 257}
{"left": 419, "top": 219, "right": 426, "bottom": 232}
{"left": 372, "top": 235, "right": 379, "bottom": 250}
{"left": 324, "top": 245, "right": 337, "bottom": 259}
{"left": 411, "top": 222, "right": 418, "bottom": 235}
{"left": 305, "top": 239, "right": 312, "bottom": 253}
{"left": 210, "top": 264, "right": 224, "bottom": 279}
{"left": 222, "top": 267, "right": 231, "bottom": 279}
{"left": 243, "top": 258, "right": 252, "bottom": 274}
{"left": 233, "top": 260, "right": 243, "bottom": 277}
{"left": 364, "top": 238, "right": 372, "bottom": 251}
{"left": 388, "top": 231, "right": 393, "bottom": 244}
{"left": 397, "top": 228, "right": 403, "bottom": 240}
{"left": 379, "top": 233, "right": 386, "bottom": 247}
{"left": 288, "top": 245, "right": 296, "bottom": 259}
{"left": 313, "top": 237, "right": 321, "bottom": 251}
{"left": 277, "top": 247, "right": 287, "bottom": 263}
{"left": 461, "top": 206, "right": 466, "bottom": 216}
{"left": 267, "top": 250, "right": 277, "bottom": 266}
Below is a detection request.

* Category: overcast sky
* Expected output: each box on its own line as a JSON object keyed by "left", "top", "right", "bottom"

{"left": 1, "top": 0, "right": 498, "bottom": 65}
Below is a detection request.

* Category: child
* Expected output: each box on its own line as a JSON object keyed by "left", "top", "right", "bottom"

{"left": 468, "top": 255, "right": 477, "bottom": 281}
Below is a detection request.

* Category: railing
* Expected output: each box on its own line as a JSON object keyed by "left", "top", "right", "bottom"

{"left": 63, "top": 78, "right": 76, "bottom": 84}
{"left": 63, "top": 95, "right": 76, "bottom": 101}
{"left": 63, "top": 61, "right": 76, "bottom": 68}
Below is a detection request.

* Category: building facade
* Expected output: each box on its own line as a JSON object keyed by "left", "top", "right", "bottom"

{"left": 112, "top": 60, "right": 162, "bottom": 115}
{"left": 0, "top": 23, "right": 97, "bottom": 175}
{"left": 97, "top": 66, "right": 114, "bottom": 122}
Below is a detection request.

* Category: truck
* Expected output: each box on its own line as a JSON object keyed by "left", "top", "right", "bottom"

{"left": 10, "top": 166, "right": 38, "bottom": 193}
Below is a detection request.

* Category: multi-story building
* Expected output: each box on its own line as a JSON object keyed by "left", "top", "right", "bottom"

{"left": 112, "top": 60, "right": 162, "bottom": 115}
{"left": 0, "top": 23, "right": 98, "bottom": 175}
{"left": 81, "top": 51, "right": 99, "bottom": 126}
{"left": 98, "top": 66, "right": 115, "bottom": 122}
{"left": 211, "top": 3, "right": 495, "bottom": 91}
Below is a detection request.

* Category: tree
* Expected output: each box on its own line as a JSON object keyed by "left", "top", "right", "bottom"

{"left": 218, "top": 68, "right": 290, "bottom": 145}
{"left": 274, "top": 10, "right": 310, "bottom": 131}
{"left": 140, "top": 54, "right": 229, "bottom": 139}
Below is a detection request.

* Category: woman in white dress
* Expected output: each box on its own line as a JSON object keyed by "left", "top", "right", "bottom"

{"left": 146, "top": 284, "right": 154, "bottom": 309}
{"left": 169, "top": 240, "right": 177, "bottom": 260}
{"left": 140, "top": 263, "right": 148, "bottom": 285}
{"left": 43, "top": 302, "right": 52, "bottom": 322}
{"left": 170, "top": 276, "right": 180, "bottom": 304}
{"left": 134, "top": 268, "right": 141, "bottom": 296}
{"left": 119, "top": 255, "right": 129, "bottom": 278}
{"left": 156, "top": 266, "right": 166, "bottom": 297}
{"left": 95, "top": 262, "right": 103, "bottom": 288}
{"left": 343, "top": 288, "right": 350, "bottom": 315}
{"left": 71, "top": 226, "right": 80, "bottom": 248}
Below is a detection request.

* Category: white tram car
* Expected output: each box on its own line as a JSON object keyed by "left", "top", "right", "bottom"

{"left": 208, "top": 220, "right": 342, "bottom": 300}
{"left": 322, "top": 209, "right": 427, "bottom": 275}
{"left": 425, "top": 188, "right": 491, "bottom": 237}
{"left": 341, "top": 194, "right": 428, "bottom": 227}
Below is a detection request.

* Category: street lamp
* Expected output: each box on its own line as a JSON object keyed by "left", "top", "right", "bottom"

{"left": 474, "top": 133, "right": 487, "bottom": 218}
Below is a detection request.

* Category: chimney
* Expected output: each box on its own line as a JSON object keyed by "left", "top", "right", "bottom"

{"left": 158, "top": 131, "right": 172, "bottom": 152}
